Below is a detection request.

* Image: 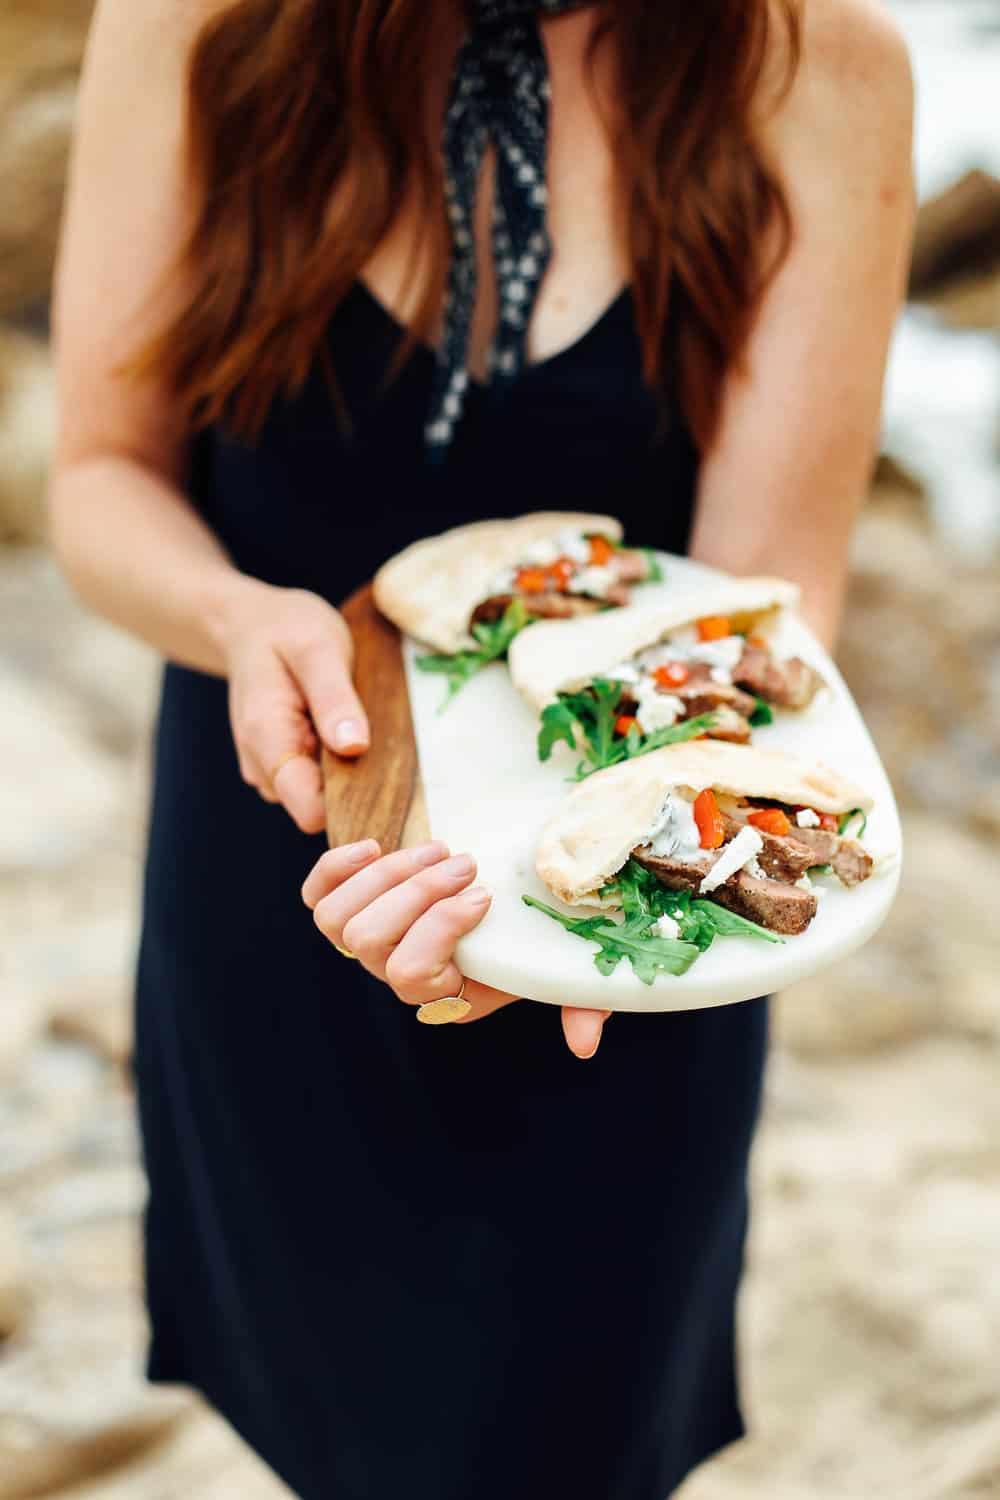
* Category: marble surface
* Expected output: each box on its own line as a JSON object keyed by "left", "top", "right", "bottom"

{"left": 404, "top": 554, "right": 903, "bottom": 1013}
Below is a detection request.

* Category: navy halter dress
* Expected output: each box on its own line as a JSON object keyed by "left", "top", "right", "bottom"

{"left": 133, "top": 280, "right": 769, "bottom": 1500}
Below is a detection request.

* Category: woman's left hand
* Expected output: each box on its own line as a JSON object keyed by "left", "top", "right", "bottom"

{"left": 301, "top": 840, "right": 611, "bottom": 1059}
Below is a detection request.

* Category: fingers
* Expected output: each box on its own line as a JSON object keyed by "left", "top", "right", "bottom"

{"left": 309, "top": 842, "right": 452, "bottom": 962}
{"left": 384, "top": 883, "right": 494, "bottom": 1003}
{"left": 300, "top": 839, "right": 382, "bottom": 909}
{"left": 229, "top": 648, "right": 326, "bottom": 833}
{"left": 561, "top": 1006, "right": 612, "bottom": 1060}
{"left": 341, "top": 853, "right": 482, "bottom": 977}
{"left": 283, "top": 626, "right": 370, "bottom": 760}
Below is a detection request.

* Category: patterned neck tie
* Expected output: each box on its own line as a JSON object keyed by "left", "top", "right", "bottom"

{"left": 425, "top": 0, "right": 593, "bottom": 459}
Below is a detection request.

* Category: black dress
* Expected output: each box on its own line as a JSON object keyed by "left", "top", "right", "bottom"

{"left": 134, "top": 280, "right": 768, "bottom": 1500}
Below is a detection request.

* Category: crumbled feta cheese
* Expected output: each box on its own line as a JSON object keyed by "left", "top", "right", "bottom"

{"left": 699, "top": 826, "right": 764, "bottom": 894}
{"left": 687, "top": 635, "right": 745, "bottom": 679}
{"left": 556, "top": 529, "right": 592, "bottom": 564}
{"left": 521, "top": 537, "right": 559, "bottom": 567}
{"left": 796, "top": 808, "right": 821, "bottom": 829}
{"left": 567, "top": 564, "right": 614, "bottom": 598}
{"left": 635, "top": 689, "right": 685, "bottom": 735}
{"left": 794, "top": 873, "right": 813, "bottom": 892}
{"left": 654, "top": 913, "right": 681, "bottom": 940}
{"left": 608, "top": 662, "right": 641, "bottom": 685}
{"left": 745, "top": 855, "right": 766, "bottom": 880}
{"left": 645, "top": 792, "right": 703, "bottom": 862}
{"left": 488, "top": 568, "right": 517, "bottom": 594}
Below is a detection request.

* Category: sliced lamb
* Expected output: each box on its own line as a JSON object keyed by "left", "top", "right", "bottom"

{"left": 703, "top": 707, "right": 753, "bottom": 744}
{"left": 633, "top": 847, "right": 817, "bottom": 935}
{"left": 719, "top": 813, "right": 815, "bottom": 882}
{"left": 733, "top": 645, "right": 821, "bottom": 710}
{"left": 790, "top": 826, "right": 873, "bottom": 887}
{"left": 673, "top": 664, "right": 758, "bottom": 719}
{"left": 609, "top": 549, "right": 652, "bottom": 583}
{"left": 471, "top": 593, "right": 604, "bottom": 626}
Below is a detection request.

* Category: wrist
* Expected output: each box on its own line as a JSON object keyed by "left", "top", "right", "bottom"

{"left": 200, "top": 569, "right": 278, "bottom": 671}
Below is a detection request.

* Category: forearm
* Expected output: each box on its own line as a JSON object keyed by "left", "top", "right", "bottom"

{"left": 49, "top": 452, "right": 271, "bottom": 676}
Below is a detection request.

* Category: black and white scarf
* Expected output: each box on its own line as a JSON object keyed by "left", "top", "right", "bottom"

{"left": 426, "top": 0, "right": 593, "bottom": 458}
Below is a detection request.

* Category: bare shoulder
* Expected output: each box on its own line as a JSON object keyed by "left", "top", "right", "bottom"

{"left": 763, "top": 0, "right": 914, "bottom": 199}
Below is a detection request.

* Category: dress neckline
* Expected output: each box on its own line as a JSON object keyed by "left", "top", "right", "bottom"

{"left": 352, "top": 277, "right": 632, "bottom": 391}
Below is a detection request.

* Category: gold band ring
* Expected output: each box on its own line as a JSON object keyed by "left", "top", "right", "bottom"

{"left": 416, "top": 978, "right": 471, "bottom": 1026}
{"left": 334, "top": 942, "right": 356, "bottom": 960}
{"left": 268, "top": 748, "right": 312, "bottom": 784}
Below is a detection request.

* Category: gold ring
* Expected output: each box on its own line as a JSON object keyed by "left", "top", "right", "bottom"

{"left": 334, "top": 942, "right": 356, "bottom": 960}
{"left": 416, "top": 978, "right": 471, "bottom": 1026}
{"left": 269, "top": 748, "right": 310, "bottom": 784}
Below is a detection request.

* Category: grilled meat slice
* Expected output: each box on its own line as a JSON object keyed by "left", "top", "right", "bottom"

{"left": 673, "top": 662, "right": 758, "bottom": 718}
{"left": 633, "top": 849, "right": 818, "bottom": 935}
{"left": 733, "top": 645, "right": 821, "bottom": 710}
{"left": 471, "top": 593, "right": 604, "bottom": 626}
{"left": 719, "top": 813, "right": 814, "bottom": 882}
{"left": 609, "top": 549, "right": 653, "bottom": 583}
{"left": 788, "top": 826, "right": 873, "bottom": 887}
{"left": 704, "top": 707, "right": 753, "bottom": 744}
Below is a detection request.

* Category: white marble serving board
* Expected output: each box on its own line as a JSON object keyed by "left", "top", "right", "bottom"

{"left": 403, "top": 553, "right": 902, "bottom": 1013}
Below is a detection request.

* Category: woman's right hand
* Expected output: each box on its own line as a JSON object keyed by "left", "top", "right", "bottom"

{"left": 220, "top": 579, "right": 370, "bottom": 834}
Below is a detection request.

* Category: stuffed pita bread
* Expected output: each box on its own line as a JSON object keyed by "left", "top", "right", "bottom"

{"left": 509, "top": 576, "right": 824, "bottom": 764}
{"left": 525, "top": 741, "right": 875, "bottom": 982}
{"left": 373, "top": 512, "right": 659, "bottom": 656}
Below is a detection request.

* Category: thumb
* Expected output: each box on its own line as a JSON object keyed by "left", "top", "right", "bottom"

{"left": 561, "top": 1006, "right": 612, "bottom": 1060}
{"left": 284, "top": 628, "right": 370, "bottom": 759}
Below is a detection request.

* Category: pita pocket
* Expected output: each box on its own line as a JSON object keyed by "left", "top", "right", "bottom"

{"left": 372, "top": 512, "right": 660, "bottom": 655}
{"left": 511, "top": 575, "right": 824, "bottom": 754}
{"left": 533, "top": 740, "right": 874, "bottom": 953}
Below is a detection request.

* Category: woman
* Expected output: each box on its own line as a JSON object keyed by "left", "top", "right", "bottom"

{"left": 51, "top": 1, "right": 913, "bottom": 1496}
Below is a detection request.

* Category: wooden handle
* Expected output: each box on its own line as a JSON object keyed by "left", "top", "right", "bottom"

{"left": 321, "top": 583, "right": 428, "bottom": 852}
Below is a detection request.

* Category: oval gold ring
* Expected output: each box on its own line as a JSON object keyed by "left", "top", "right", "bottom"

{"left": 334, "top": 942, "right": 356, "bottom": 960}
{"left": 416, "top": 978, "right": 471, "bottom": 1026}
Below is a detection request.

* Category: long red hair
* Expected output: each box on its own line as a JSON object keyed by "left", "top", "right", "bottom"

{"left": 138, "top": 0, "right": 801, "bottom": 451}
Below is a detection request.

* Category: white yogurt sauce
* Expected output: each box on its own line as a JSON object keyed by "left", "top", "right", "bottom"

{"left": 644, "top": 792, "right": 704, "bottom": 862}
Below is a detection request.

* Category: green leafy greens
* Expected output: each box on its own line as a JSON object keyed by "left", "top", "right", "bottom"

{"left": 837, "top": 807, "right": 868, "bottom": 839}
{"left": 523, "top": 857, "right": 782, "bottom": 985}
{"left": 749, "top": 698, "right": 774, "bottom": 727}
{"left": 537, "top": 678, "right": 716, "bottom": 780}
{"left": 415, "top": 599, "right": 531, "bottom": 711}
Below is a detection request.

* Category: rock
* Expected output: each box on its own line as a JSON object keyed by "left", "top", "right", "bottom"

{"left": 0, "top": 1407, "right": 190, "bottom": 1500}
{"left": 0, "top": 328, "right": 53, "bottom": 544}
{"left": 0, "top": 984, "right": 48, "bottom": 1081}
{"left": 0, "top": 0, "right": 95, "bottom": 318}
{"left": 924, "top": 266, "right": 1000, "bottom": 333}
{"left": 909, "top": 169, "right": 1000, "bottom": 297}
{"left": 0, "top": 1213, "right": 28, "bottom": 1340}
{"left": 49, "top": 976, "right": 133, "bottom": 1067}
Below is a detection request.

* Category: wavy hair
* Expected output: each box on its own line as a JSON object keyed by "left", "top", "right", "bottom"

{"left": 136, "top": 0, "right": 801, "bottom": 450}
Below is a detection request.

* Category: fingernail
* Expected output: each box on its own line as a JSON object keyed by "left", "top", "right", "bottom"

{"left": 345, "top": 839, "right": 379, "bottom": 863}
{"left": 410, "top": 841, "right": 449, "bottom": 865}
{"left": 332, "top": 718, "right": 367, "bottom": 751}
{"left": 463, "top": 885, "right": 492, "bottom": 905}
{"left": 443, "top": 853, "right": 475, "bottom": 877}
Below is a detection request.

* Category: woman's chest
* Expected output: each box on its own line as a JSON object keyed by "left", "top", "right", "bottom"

{"left": 359, "top": 8, "right": 629, "bottom": 380}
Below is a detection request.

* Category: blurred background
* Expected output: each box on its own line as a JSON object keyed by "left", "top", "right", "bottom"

{"left": 1, "top": 1, "right": 998, "bottom": 1496}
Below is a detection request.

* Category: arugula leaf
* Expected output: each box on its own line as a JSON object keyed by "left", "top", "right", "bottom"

{"left": 749, "top": 698, "right": 774, "bottom": 727}
{"left": 537, "top": 699, "right": 580, "bottom": 761}
{"left": 641, "top": 548, "right": 664, "bottom": 583}
{"left": 838, "top": 807, "right": 868, "bottom": 839}
{"left": 416, "top": 599, "right": 531, "bottom": 711}
{"left": 690, "top": 899, "right": 785, "bottom": 945}
{"left": 522, "top": 896, "right": 700, "bottom": 983}
{"left": 537, "top": 677, "right": 717, "bottom": 779}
